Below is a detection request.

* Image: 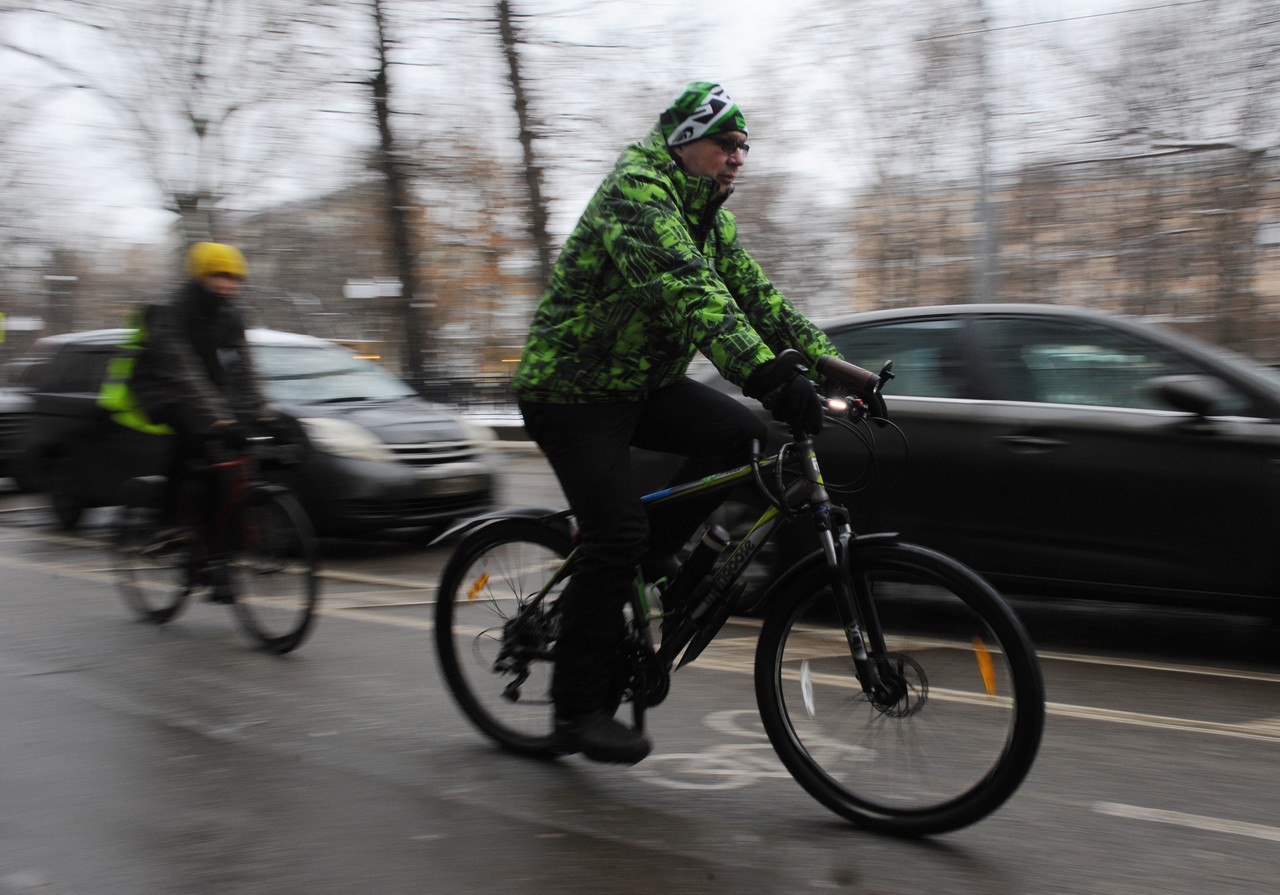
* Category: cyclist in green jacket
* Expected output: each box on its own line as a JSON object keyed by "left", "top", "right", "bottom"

{"left": 514, "top": 81, "right": 841, "bottom": 765}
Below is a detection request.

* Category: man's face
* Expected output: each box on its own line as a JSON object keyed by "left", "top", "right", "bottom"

{"left": 674, "top": 131, "right": 749, "bottom": 195}
{"left": 202, "top": 273, "right": 244, "bottom": 298}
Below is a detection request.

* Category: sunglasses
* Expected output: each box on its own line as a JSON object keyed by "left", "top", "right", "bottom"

{"left": 708, "top": 134, "right": 750, "bottom": 156}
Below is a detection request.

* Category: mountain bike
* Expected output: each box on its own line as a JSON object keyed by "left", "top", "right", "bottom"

{"left": 434, "top": 355, "right": 1045, "bottom": 836}
{"left": 111, "top": 435, "right": 321, "bottom": 654}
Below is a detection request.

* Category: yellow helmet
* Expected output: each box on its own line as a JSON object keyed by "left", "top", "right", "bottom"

{"left": 186, "top": 242, "right": 249, "bottom": 280}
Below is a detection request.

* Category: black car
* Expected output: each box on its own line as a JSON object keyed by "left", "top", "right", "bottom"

{"left": 0, "top": 382, "right": 32, "bottom": 483}
{"left": 16, "top": 328, "right": 497, "bottom": 535}
{"left": 639, "top": 304, "right": 1280, "bottom": 616}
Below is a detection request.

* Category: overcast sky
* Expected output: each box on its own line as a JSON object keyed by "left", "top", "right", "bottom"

{"left": 2, "top": 0, "right": 1174, "bottom": 247}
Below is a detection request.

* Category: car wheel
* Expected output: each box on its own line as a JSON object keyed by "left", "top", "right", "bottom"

{"left": 44, "top": 454, "right": 86, "bottom": 530}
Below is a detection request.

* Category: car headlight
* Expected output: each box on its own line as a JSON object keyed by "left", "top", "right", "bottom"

{"left": 298, "top": 417, "right": 397, "bottom": 462}
{"left": 458, "top": 417, "right": 499, "bottom": 452}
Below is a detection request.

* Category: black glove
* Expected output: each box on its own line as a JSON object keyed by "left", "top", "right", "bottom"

{"left": 744, "top": 350, "right": 824, "bottom": 435}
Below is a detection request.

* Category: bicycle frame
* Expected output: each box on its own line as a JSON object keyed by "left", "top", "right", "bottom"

{"left": 510, "top": 424, "right": 871, "bottom": 680}
{"left": 648, "top": 437, "right": 830, "bottom": 662}
{"left": 435, "top": 358, "right": 1046, "bottom": 834}
{"left": 188, "top": 440, "right": 278, "bottom": 560}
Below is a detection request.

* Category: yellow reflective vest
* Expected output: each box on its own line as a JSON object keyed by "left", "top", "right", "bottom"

{"left": 96, "top": 306, "right": 174, "bottom": 435}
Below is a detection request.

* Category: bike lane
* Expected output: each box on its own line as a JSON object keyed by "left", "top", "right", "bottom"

{"left": 3, "top": 516, "right": 1280, "bottom": 895}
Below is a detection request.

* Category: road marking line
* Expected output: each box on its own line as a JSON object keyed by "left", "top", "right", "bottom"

{"left": 320, "top": 569, "right": 434, "bottom": 591}
{"left": 0, "top": 549, "right": 434, "bottom": 593}
{"left": 1044, "top": 700, "right": 1280, "bottom": 743}
{"left": 1036, "top": 649, "right": 1280, "bottom": 685}
{"left": 690, "top": 653, "right": 1280, "bottom": 743}
{"left": 1094, "top": 802, "right": 1280, "bottom": 844}
{"left": 6, "top": 541, "right": 1280, "bottom": 743}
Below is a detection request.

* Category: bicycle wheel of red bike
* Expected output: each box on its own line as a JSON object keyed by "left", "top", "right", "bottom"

{"left": 112, "top": 502, "right": 195, "bottom": 625}
{"left": 229, "top": 485, "right": 321, "bottom": 655}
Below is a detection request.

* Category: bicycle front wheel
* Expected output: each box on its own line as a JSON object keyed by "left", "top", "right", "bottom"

{"left": 755, "top": 541, "right": 1045, "bottom": 837}
{"left": 435, "top": 517, "right": 572, "bottom": 757}
{"left": 113, "top": 503, "right": 194, "bottom": 625}
{"left": 229, "top": 486, "right": 320, "bottom": 655}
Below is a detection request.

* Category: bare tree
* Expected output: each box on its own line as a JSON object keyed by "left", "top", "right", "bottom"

{"left": 1, "top": 1, "right": 363, "bottom": 241}
{"left": 495, "top": 0, "right": 553, "bottom": 289}
{"left": 368, "top": 0, "right": 429, "bottom": 385}
{"left": 799, "top": 0, "right": 989, "bottom": 309}
{"left": 1082, "top": 0, "right": 1279, "bottom": 348}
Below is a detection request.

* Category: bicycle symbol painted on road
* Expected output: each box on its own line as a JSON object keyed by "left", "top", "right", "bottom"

{"left": 631, "top": 709, "right": 872, "bottom": 791}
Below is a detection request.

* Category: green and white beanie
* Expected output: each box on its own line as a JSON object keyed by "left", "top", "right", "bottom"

{"left": 659, "top": 81, "right": 748, "bottom": 148}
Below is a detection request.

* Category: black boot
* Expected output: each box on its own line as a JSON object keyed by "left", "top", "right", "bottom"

{"left": 553, "top": 711, "right": 651, "bottom": 765}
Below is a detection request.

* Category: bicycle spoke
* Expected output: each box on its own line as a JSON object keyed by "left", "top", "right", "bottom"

{"left": 756, "top": 543, "right": 1044, "bottom": 836}
{"left": 231, "top": 490, "right": 320, "bottom": 654}
{"left": 112, "top": 505, "right": 193, "bottom": 624}
{"left": 435, "top": 520, "right": 571, "bottom": 756}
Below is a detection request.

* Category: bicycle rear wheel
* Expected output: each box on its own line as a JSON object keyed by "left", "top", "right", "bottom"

{"left": 228, "top": 486, "right": 320, "bottom": 655}
{"left": 755, "top": 541, "right": 1044, "bottom": 837}
{"left": 434, "top": 517, "right": 572, "bottom": 757}
{"left": 113, "top": 502, "right": 194, "bottom": 625}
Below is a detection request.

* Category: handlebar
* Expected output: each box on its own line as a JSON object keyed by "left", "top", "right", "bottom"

{"left": 815, "top": 355, "right": 881, "bottom": 396}
{"left": 815, "top": 355, "right": 893, "bottom": 425}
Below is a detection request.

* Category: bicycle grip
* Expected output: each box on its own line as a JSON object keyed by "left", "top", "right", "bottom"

{"left": 815, "top": 355, "right": 880, "bottom": 396}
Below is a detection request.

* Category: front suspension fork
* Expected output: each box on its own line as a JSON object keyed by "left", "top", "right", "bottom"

{"left": 824, "top": 530, "right": 906, "bottom": 706}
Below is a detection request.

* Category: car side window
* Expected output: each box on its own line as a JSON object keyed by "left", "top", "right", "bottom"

{"left": 44, "top": 348, "right": 114, "bottom": 394}
{"left": 973, "top": 317, "right": 1252, "bottom": 414}
{"left": 826, "top": 319, "right": 969, "bottom": 398}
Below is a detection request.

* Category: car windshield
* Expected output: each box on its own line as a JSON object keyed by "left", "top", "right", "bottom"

{"left": 252, "top": 344, "right": 417, "bottom": 403}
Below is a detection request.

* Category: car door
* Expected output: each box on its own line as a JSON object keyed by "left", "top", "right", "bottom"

{"left": 824, "top": 315, "right": 1004, "bottom": 565}
{"left": 969, "top": 314, "right": 1279, "bottom": 600}
{"left": 35, "top": 343, "right": 167, "bottom": 507}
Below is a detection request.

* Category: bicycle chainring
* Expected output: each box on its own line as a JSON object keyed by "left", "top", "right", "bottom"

{"left": 618, "top": 635, "right": 669, "bottom": 708}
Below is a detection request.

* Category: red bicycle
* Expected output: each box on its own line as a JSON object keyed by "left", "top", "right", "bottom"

{"left": 112, "top": 436, "right": 321, "bottom": 654}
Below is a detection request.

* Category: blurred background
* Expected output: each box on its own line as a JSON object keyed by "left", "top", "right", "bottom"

{"left": 3, "top": 0, "right": 1278, "bottom": 397}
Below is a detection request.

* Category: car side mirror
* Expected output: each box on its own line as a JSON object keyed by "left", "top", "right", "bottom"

{"left": 1152, "top": 375, "right": 1227, "bottom": 418}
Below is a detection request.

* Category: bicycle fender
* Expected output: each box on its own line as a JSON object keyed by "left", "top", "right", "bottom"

{"left": 746, "top": 531, "right": 900, "bottom": 615}
{"left": 428, "top": 507, "right": 573, "bottom": 547}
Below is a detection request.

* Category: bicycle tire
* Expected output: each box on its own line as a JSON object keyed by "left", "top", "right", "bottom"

{"left": 229, "top": 486, "right": 321, "bottom": 655}
{"left": 112, "top": 502, "right": 194, "bottom": 625}
{"left": 754, "top": 540, "right": 1045, "bottom": 837}
{"left": 435, "top": 517, "right": 572, "bottom": 757}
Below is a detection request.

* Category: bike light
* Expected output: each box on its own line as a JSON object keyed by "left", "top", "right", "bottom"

{"left": 298, "top": 417, "right": 397, "bottom": 462}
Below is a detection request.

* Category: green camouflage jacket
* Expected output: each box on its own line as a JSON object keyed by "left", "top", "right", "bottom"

{"left": 512, "top": 125, "right": 839, "bottom": 403}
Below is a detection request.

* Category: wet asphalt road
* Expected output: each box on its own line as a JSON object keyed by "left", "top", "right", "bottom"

{"left": 2, "top": 451, "right": 1279, "bottom": 895}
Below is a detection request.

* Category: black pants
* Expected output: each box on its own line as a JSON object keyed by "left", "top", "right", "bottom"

{"left": 519, "top": 377, "right": 766, "bottom": 716}
{"left": 149, "top": 404, "right": 235, "bottom": 544}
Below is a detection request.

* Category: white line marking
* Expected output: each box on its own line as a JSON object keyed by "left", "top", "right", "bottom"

{"left": 7, "top": 544, "right": 1280, "bottom": 743}
{"left": 1094, "top": 802, "right": 1280, "bottom": 844}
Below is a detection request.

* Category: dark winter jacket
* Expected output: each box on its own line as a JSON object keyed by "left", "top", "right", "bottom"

{"left": 512, "top": 125, "right": 839, "bottom": 404}
{"left": 128, "top": 279, "right": 265, "bottom": 433}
